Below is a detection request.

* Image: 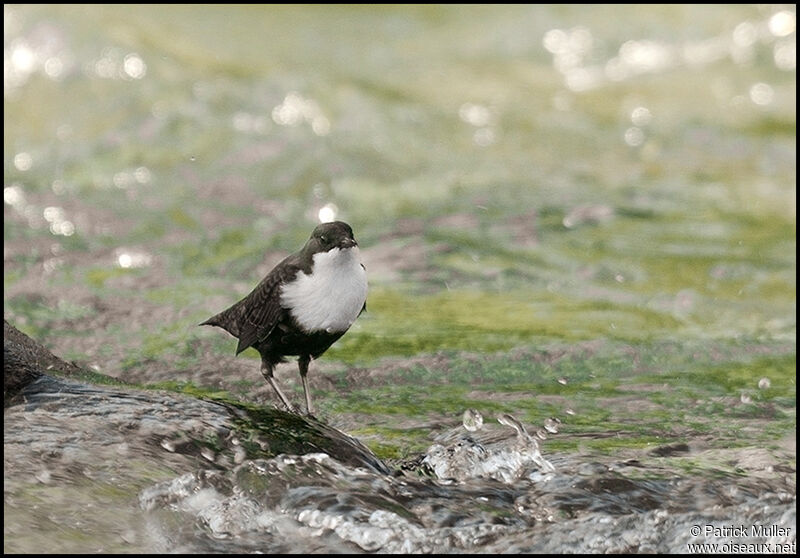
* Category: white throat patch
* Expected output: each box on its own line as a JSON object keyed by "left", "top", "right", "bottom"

{"left": 280, "top": 246, "right": 367, "bottom": 333}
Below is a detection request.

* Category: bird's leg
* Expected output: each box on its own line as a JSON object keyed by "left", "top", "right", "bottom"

{"left": 298, "top": 355, "right": 313, "bottom": 416}
{"left": 260, "top": 360, "right": 296, "bottom": 413}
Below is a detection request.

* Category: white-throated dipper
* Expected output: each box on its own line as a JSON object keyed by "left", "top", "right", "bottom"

{"left": 201, "top": 221, "right": 367, "bottom": 414}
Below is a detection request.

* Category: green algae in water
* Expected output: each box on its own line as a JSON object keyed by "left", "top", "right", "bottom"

{"left": 324, "top": 340, "right": 796, "bottom": 456}
{"left": 327, "top": 287, "right": 687, "bottom": 363}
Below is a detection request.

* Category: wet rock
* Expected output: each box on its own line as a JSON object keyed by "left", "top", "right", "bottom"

{"left": 4, "top": 322, "right": 391, "bottom": 553}
{"left": 4, "top": 320, "right": 389, "bottom": 474}
{"left": 649, "top": 442, "right": 691, "bottom": 457}
{"left": 7, "top": 375, "right": 389, "bottom": 476}
{"left": 4, "top": 321, "right": 85, "bottom": 376}
{"left": 4, "top": 320, "right": 86, "bottom": 406}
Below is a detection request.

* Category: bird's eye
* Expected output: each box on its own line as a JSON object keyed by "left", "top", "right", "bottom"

{"left": 319, "top": 235, "right": 327, "bottom": 243}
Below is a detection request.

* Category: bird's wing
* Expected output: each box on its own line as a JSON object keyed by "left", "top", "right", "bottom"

{"left": 233, "top": 263, "right": 299, "bottom": 354}
{"left": 201, "top": 259, "right": 302, "bottom": 355}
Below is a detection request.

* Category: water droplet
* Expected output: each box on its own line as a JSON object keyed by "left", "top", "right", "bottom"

{"left": 160, "top": 439, "right": 176, "bottom": 452}
{"left": 120, "top": 529, "right": 137, "bottom": 545}
{"left": 462, "top": 409, "right": 483, "bottom": 432}
{"left": 35, "top": 469, "right": 52, "bottom": 484}
{"left": 201, "top": 447, "right": 216, "bottom": 462}
{"left": 543, "top": 417, "right": 561, "bottom": 434}
{"left": 497, "top": 413, "right": 527, "bottom": 437}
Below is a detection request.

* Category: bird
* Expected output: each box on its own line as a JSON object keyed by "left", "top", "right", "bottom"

{"left": 200, "top": 221, "right": 367, "bottom": 415}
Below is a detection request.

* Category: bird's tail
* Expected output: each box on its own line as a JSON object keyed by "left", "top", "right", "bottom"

{"left": 199, "top": 306, "right": 241, "bottom": 337}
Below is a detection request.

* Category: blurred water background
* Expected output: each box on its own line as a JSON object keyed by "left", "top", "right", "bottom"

{"left": 4, "top": 4, "right": 796, "bottom": 553}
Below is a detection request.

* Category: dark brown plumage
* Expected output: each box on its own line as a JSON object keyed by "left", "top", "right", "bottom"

{"left": 201, "top": 221, "right": 367, "bottom": 414}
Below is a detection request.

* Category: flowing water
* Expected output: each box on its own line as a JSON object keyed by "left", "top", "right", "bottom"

{"left": 4, "top": 4, "right": 796, "bottom": 553}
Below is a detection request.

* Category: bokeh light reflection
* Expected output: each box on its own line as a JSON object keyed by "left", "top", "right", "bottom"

{"left": 773, "top": 41, "right": 796, "bottom": 71}
{"left": 43, "top": 206, "right": 74, "bottom": 237}
{"left": 544, "top": 7, "right": 796, "bottom": 91}
{"left": 122, "top": 53, "right": 146, "bottom": 79}
{"left": 4, "top": 185, "right": 25, "bottom": 207}
{"left": 769, "top": 10, "right": 796, "bottom": 38}
{"left": 271, "top": 92, "right": 330, "bottom": 136}
{"left": 13, "top": 152, "right": 32, "bottom": 171}
{"left": 630, "top": 106, "right": 652, "bottom": 126}
{"left": 624, "top": 127, "right": 645, "bottom": 147}
{"left": 318, "top": 203, "right": 338, "bottom": 223}
{"left": 732, "top": 21, "right": 758, "bottom": 47}
{"left": 749, "top": 82, "right": 775, "bottom": 106}
{"left": 116, "top": 249, "right": 152, "bottom": 269}
{"left": 459, "top": 103, "right": 492, "bottom": 127}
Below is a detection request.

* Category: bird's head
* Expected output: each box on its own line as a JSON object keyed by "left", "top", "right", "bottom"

{"left": 306, "top": 221, "right": 358, "bottom": 254}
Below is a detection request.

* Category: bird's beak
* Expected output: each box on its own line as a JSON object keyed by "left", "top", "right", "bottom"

{"left": 340, "top": 238, "right": 357, "bottom": 249}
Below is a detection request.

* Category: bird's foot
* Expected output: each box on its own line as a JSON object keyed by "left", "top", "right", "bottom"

{"left": 280, "top": 401, "right": 300, "bottom": 414}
